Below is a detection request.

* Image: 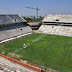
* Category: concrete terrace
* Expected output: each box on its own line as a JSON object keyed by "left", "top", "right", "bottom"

{"left": 0, "top": 56, "right": 37, "bottom": 72}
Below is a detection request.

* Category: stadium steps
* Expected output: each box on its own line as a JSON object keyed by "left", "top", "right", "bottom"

{"left": 39, "top": 25, "right": 72, "bottom": 37}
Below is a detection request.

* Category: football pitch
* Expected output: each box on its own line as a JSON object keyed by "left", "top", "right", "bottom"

{"left": 0, "top": 33, "right": 72, "bottom": 72}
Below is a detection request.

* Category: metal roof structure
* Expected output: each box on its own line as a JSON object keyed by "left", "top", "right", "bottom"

{"left": 0, "top": 15, "right": 26, "bottom": 25}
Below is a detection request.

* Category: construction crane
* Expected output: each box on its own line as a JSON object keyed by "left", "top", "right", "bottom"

{"left": 25, "top": 7, "right": 40, "bottom": 18}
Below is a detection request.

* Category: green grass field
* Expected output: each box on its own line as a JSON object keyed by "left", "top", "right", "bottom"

{"left": 0, "top": 33, "right": 72, "bottom": 72}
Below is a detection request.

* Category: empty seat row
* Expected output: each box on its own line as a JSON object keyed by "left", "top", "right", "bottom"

{"left": 0, "top": 25, "right": 32, "bottom": 41}
{"left": 39, "top": 25, "right": 72, "bottom": 37}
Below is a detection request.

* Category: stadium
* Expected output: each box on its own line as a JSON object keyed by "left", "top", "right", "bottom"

{"left": 0, "top": 14, "right": 72, "bottom": 72}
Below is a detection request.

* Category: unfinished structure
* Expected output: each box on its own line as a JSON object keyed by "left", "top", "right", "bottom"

{"left": 0, "top": 15, "right": 32, "bottom": 42}
{"left": 39, "top": 14, "right": 72, "bottom": 37}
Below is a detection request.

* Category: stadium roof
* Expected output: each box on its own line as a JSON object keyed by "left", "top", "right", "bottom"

{"left": 0, "top": 15, "right": 26, "bottom": 25}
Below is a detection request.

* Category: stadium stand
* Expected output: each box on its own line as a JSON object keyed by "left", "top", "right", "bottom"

{"left": 0, "top": 15, "right": 32, "bottom": 43}
{"left": 0, "top": 55, "right": 37, "bottom": 72}
{"left": 39, "top": 14, "right": 72, "bottom": 37}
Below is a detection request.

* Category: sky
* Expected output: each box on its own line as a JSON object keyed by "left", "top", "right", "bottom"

{"left": 0, "top": 0, "right": 72, "bottom": 16}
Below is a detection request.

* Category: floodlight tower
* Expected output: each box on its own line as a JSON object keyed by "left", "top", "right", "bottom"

{"left": 25, "top": 7, "right": 40, "bottom": 18}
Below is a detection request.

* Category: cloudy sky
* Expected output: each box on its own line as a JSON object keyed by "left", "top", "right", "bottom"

{"left": 0, "top": 0, "right": 72, "bottom": 16}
